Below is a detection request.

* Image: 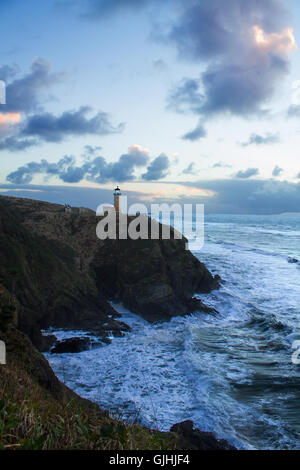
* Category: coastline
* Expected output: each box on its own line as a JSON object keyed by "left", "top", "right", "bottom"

{"left": 0, "top": 195, "right": 234, "bottom": 450}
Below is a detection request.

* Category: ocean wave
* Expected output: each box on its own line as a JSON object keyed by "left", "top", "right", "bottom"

{"left": 45, "top": 215, "right": 300, "bottom": 450}
{"left": 204, "top": 239, "right": 300, "bottom": 265}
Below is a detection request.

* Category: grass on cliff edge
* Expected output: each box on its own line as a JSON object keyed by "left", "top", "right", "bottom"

{"left": 0, "top": 326, "right": 176, "bottom": 451}
{"left": 0, "top": 366, "right": 173, "bottom": 450}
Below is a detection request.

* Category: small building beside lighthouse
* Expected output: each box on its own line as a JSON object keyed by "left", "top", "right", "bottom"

{"left": 114, "top": 186, "right": 121, "bottom": 212}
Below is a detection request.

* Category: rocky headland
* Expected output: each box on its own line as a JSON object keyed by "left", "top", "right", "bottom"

{"left": 0, "top": 195, "right": 219, "bottom": 350}
{"left": 0, "top": 195, "right": 233, "bottom": 451}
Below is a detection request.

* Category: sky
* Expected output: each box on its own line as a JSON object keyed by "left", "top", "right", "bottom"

{"left": 1, "top": 0, "right": 300, "bottom": 213}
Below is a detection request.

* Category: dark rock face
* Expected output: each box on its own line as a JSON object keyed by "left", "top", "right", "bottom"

{"left": 170, "top": 420, "right": 236, "bottom": 451}
{"left": 51, "top": 337, "right": 99, "bottom": 354}
{"left": 0, "top": 196, "right": 219, "bottom": 349}
{"left": 91, "top": 227, "right": 219, "bottom": 321}
{"left": 1, "top": 326, "right": 72, "bottom": 400}
{"left": 40, "top": 334, "right": 57, "bottom": 352}
{"left": 1, "top": 325, "right": 106, "bottom": 410}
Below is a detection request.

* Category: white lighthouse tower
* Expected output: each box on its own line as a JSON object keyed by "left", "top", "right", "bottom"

{"left": 114, "top": 186, "right": 121, "bottom": 212}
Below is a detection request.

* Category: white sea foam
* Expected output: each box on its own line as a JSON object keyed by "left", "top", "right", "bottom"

{"left": 45, "top": 214, "right": 300, "bottom": 450}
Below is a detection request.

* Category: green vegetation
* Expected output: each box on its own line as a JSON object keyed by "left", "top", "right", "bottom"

{"left": 0, "top": 325, "right": 176, "bottom": 450}
{"left": 0, "top": 371, "right": 173, "bottom": 450}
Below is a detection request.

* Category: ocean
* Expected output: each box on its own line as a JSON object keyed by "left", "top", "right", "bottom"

{"left": 44, "top": 213, "right": 300, "bottom": 450}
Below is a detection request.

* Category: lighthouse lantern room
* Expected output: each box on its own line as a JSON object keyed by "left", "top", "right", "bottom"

{"left": 114, "top": 186, "right": 121, "bottom": 212}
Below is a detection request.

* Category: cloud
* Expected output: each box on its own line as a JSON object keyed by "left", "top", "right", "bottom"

{"left": 212, "top": 161, "right": 232, "bottom": 169}
{"left": 287, "top": 104, "right": 300, "bottom": 117}
{"left": 62, "top": 0, "right": 295, "bottom": 124}
{"left": 0, "top": 112, "right": 22, "bottom": 141}
{"left": 167, "top": 0, "right": 295, "bottom": 121}
{"left": 0, "top": 107, "right": 124, "bottom": 149}
{"left": 0, "top": 136, "right": 38, "bottom": 152}
{"left": 182, "top": 163, "right": 196, "bottom": 175}
{"left": 0, "top": 58, "right": 62, "bottom": 146}
{"left": 82, "top": 144, "right": 102, "bottom": 156}
{"left": 235, "top": 168, "right": 260, "bottom": 179}
{"left": 67, "top": 0, "right": 160, "bottom": 20}
{"left": 168, "top": 78, "right": 204, "bottom": 115}
{"left": 168, "top": 0, "right": 290, "bottom": 61}
{"left": 182, "top": 122, "right": 207, "bottom": 141}
{"left": 240, "top": 133, "right": 280, "bottom": 147}
{"left": 6, "top": 145, "right": 158, "bottom": 184}
{"left": 63, "top": 0, "right": 176, "bottom": 21}
{"left": 101, "top": 144, "right": 150, "bottom": 182}
{"left": 3, "top": 179, "right": 300, "bottom": 215}
{"left": 62, "top": 1, "right": 294, "bottom": 136}
{"left": 153, "top": 59, "right": 168, "bottom": 72}
{"left": 20, "top": 106, "right": 125, "bottom": 143}
{"left": 181, "top": 179, "right": 300, "bottom": 214}
{"left": 142, "top": 154, "right": 170, "bottom": 181}
{"left": 0, "top": 64, "right": 19, "bottom": 82}
{"left": 0, "top": 59, "right": 125, "bottom": 149}
{"left": 3, "top": 58, "right": 62, "bottom": 114}
{"left": 169, "top": 56, "right": 290, "bottom": 118}
{"left": 272, "top": 165, "right": 283, "bottom": 177}
{"left": 253, "top": 25, "right": 296, "bottom": 55}
{"left": 0, "top": 112, "right": 20, "bottom": 124}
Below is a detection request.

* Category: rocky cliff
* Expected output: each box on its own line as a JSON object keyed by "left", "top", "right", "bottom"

{"left": 0, "top": 323, "right": 234, "bottom": 450}
{"left": 0, "top": 195, "right": 235, "bottom": 451}
{"left": 0, "top": 195, "right": 219, "bottom": 349}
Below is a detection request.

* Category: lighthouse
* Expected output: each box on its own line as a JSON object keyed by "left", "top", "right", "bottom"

{"left": 114, "top": 186, "right": 121, "bottom": 212}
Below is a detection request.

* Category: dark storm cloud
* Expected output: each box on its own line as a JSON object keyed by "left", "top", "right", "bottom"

{"left": 142, "top": 154, "right": 170, "bottom": 181}
{"left": 272, "top": 165, "right": 283, "bottom": 177}
{"left": 167, "top": 0, "right": 293, "bottom": 121}
{"left": 168, "top": 0, "right": 287, "bottom": 61}
{"left": 235, "top": 168, "right": 260, "bottom": 179}
{"left": 181, "top": 179, "right": 300, "bottom": 214}
{"left": 21, "top": 106, "right": 125, "bottom": 143}
{"left": 240, "top": 133, "right": 280, "bottom": 147}
{"left": 202, "top": 57, "right": 288, "bottom": 116}
{"left": 61, "top": 0, "right": 293, "bottom": 125}
{"left": 58, "top": 1, "right": 293, "bottom": 139}
{"left": 182, "top": 122, "right": 207, "bottom": 141}
{"left": 6, "top": 146, "right": 152, "bottom": 184}
{"left": 168, "top": 56, "right": 289, "bottom": 118}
